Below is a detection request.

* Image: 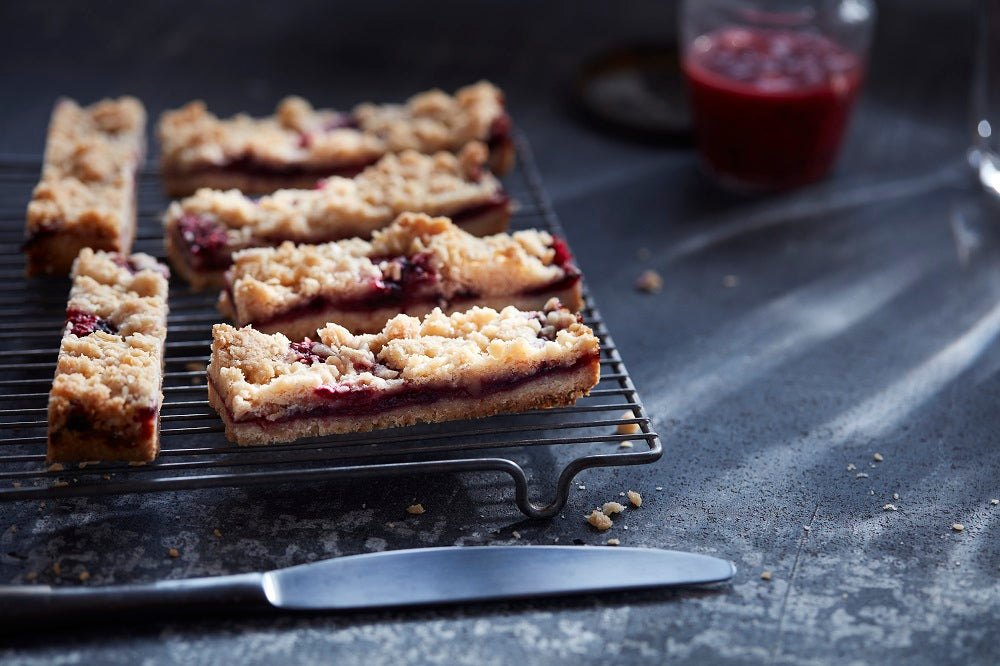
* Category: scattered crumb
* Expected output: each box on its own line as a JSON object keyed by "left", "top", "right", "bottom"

{"left": 873, "top": 452, "right": 884, "bottom": 462}
{"left": 637, "top": 247, "right": 651, "bottom": 261}
{"left": 12, "top": 482, "right": 21, "bottom": 489}
{"left": 39, "top": 501, "right": 46, "bottom": 508}
{"left": 856, "top": 473, "right": 869, "bottom": 479}
{"left": 406, "top": 504, "right": 425, "bottom": 515}
{"left": 883, "top": 504, "right": 898, "bottom": 512}
{"left": 623, "top": 525, "right": 629, "bottom": 530}
{"left": 893, "top": 493, "right": 900, "bottom": 501}
{"left": 128, "top": 461, "right": 146, "bottom": 467}
{"left": 952, "top": 523, "right": 965, "bottom": 532}
{"left": 387, "top": 522, "right": 395, "bottom": 528}
{"left": 52, "top": 562, "right": 61, "bottom": 576}
{"left": 607, "top": 538, "right": 621, "bottom": 546}
{"left": 586, "top": 509, "right": 613, "bottom": 531}
{"left": 846, "top": 463, "right": 856, "bottom": 471}
{"left": 991, "top": 499, "right": 998, "bottom": 506}
{"left": 212, "top": 529, "right": 222, "bottom": 538}
{"left": 185, "top": 361, "right": 207, "bottom": 373}
{"left": 47, "top": 463, "right": 64, "bottom": 472}
{"left": 627, "top": 490, "right": 642, "bottom": 507}
{"left": 870, "top": 490, "right": 875, "bottom": 495}
{"left": 511, "top": 530, "right": 521, "bottom": 539}
{"left": 619, "top": 440, "right": 634, "bottom": 449}
{"left": 802, "top": 525, "right": 811, "bottom": 532}
{"left": 761, "top": 571, "right": 772, "bottom": 581}
{"left": 168, "top": 548, "right": 180, "bottom": 558}
{"left": 722, "top": 274, "right": 739, "bottom": 288}
{"left": 635, "top": 269, "right": 663, "bottom": 294}
{"left": 617, "top": 410, "right": 640, "bottom": 435}
{"left": 655, "top": 486, "right": 663, "bottom": 491}
{"left": 52, "top": 481, "right": 69, "bottom": 488}
{"left": 619, "top": 492, "right": 626, "bottom": 497}
{"left": 578, "top": 484, "right": 586, "bottom": 490}
{"left": 602, "top": 501, "right": 625, "bottom": 516}
{"left": 25, "top": 571, "right": 37, "bottom": 582}
{"left": 842, "top": 593, "right": 848, "bottom": 600}
{"left": 78, "top": 570, "right": 90, "bottom": 583}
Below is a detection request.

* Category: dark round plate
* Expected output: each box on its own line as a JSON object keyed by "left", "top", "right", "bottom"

{"left": 573, "top": 43, "right": 693, "bottom": 145}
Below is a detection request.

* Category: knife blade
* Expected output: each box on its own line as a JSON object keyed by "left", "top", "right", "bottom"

{"left": 0, "top": 546, "right": 734, "bottom": 620}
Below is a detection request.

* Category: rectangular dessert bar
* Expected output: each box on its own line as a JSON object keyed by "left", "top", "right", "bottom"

{"left": 157, "top": 80, "right": 514, "bottom": 197}
{"left": 218, "top": 212, "right": 583, "bottom": 339}
{"left": 24, "top": 97, "right": 146, "bottom": 276}
{"left": 47, "top": 249, "right": 170, "bottom": 462}
{"left": 163, "top": 142, "right": 510, "bottom": 290}
{"left": 208, "top": 299, "right": 600, "bottom": 445}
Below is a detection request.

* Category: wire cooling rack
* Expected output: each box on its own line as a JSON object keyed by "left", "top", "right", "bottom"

{"left": 0, "top": 134, "right": 661, "bottom": 518}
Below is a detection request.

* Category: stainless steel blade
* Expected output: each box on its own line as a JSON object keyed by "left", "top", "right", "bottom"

{"left": 264, "top": 546, "right": 735, "bottom": 610}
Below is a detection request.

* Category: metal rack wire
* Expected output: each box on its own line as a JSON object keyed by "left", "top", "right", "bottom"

{"left": 0, "top": 134, "right": 661, "bottom": 518}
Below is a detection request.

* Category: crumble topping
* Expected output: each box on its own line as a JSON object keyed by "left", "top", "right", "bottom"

{"left": 165, "top": 143, "right": 503, "bottom": 245}
{"left": 27, "top": 97, "right": 145, "bottom": 239}
{"left": 585, "top": 509, "right": 613, "bottom": 531}
{"left": 209, "top": 299, "right": 597, "bottom": 422}
{"left": 158, "top": 81, "right": 505, "bottom": 172}
{"left": 225, "top": 213, "right": 567, "bottom": 323}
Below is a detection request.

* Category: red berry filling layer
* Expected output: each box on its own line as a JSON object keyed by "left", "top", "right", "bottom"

{"left": 65, "top": 308, "right": 117, "bottom": 337}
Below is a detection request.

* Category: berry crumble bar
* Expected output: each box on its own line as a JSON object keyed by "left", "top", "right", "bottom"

{"left": 163, "top": 143, "right": 511, "bottom": 290}
{"left": 218, "top": 212, "right": 583, "bottom": 339}
{"left": 47, "top": 249, "right": 170, "bottom": 462}
{"left": 24, "top": 97, "right": 147, "bottom": 276}
{"left": 207, "top": 299, "right": 600, "bottom": 445}
{"left": 157, "top": 81, "right": 514, "bottom": 196}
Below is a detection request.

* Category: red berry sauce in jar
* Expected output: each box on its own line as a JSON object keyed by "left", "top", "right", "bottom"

{"left": 683, "top": 27, "right": 864, "bottom": 189}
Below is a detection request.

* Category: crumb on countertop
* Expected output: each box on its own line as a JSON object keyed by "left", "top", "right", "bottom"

{"left": 619, "top": 440, "right": 633, "bottom": 449}
{"left": 213, "top": 529, "right": 222, "bottom": 537}
{"left": 78, "top": 570, "right": 90, "bottom": 582}
{"left": 991, "top": 499, "right": 999, "bottom": 506}
{"left": 607, "top": 538, "right": 620, "bottom": 546}
{"left": 635, "top": 270, "right": 662, "bottom": 294}
{"left": 602, "top": 501, "right": 625, "bottom": 516}
{"left": 511, "top": 530, "right": 521, "bottom": 539}
{"left": 761, "top": 571, "right": 772, "bottom": 581}
{"left": 873, "top": 452, "right": 884, "bottom": 462}
{"left": 847, "top": 463, "right": 856, "bottom": 471}
{"left": 406, "top": 503, "right": 425, "bottom": 515}
{"left": 952, "top": 523, "right": 965, "bottom": 532}
{"left": 627, "top": 490, "right": 642, "bottom": 507}
{"left": 856, "top": 473, "right": 869, "bottom": 479}
{"left": 168, "top": 548, "right": 180, "bottom": 558}
{"left": 586, "top": 509, "right": 613, "bottom": 531}
{"left": 883, "top": 504, "right": 898, "bottom": 512}
{"left": 893, "top": 493, "right": 900, "bottom": 500}
{"left": 617, "top": 410, "right": 640, "bottom": 435}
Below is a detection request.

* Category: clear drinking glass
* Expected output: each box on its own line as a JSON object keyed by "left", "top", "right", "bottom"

{"left": 679, "top": 0, "right": 876, "bottom": 189}
{"left": 971, "top": 0, "right": 1000, "bottom": 199}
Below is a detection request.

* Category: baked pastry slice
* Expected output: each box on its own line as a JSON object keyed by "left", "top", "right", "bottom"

{"left": 24, "top": 97, "right": 146, "bottom": 276}
{"left": 47, "top": 249, "right": 169, "bottom": 462}
{"left": 207, "top": 299, "right": 600, "bottom": 445}
{"left": 157, "top": 81, "right": 513, "bottom": 196}
{"left": 219, "top": 212, "right": 582, "bottom": 339}
{"left": 163, "top": 143, "right": 510, "bottom": 290}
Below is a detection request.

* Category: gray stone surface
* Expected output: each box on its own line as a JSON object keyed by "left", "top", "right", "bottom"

{"left": 0, "top": 1, "right": 997, "bottom": 664}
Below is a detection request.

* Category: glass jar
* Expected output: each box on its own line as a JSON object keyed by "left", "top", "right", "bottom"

{"left": 680, "top": 0, "right": 875, "bottom": 189}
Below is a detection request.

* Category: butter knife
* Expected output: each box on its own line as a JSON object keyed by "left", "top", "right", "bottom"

{"left": 0, "top": 546, "right": 734, "bottom": 620}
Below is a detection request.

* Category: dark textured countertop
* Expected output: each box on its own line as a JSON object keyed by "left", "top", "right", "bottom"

{"left": 1, "top": 1, "right": 997, "bottom": 664}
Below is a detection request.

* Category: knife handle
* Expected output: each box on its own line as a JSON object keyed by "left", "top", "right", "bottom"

{"left": 0, "top": 572, "right": 269, "bottom": 622}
